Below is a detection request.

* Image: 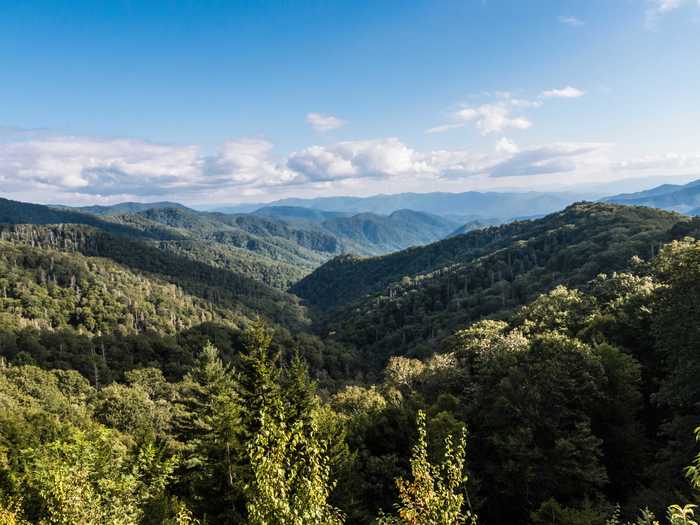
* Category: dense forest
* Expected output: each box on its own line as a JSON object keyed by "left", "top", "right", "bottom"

{"left": 1, "top": 199, "right": 700, "bottom": 524}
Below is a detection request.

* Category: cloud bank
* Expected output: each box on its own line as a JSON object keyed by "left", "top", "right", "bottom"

{"left": 0, "top": 131, "right": 619, "bottom": 204}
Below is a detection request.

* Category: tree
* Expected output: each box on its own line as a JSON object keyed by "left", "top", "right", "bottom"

{"left": 22, "top": 426, "right": 177, "bottom": 525}
{"left": 653, "top": 239, "right": 700, "bottom": 412}
{"left": 378, "top": 411, "right": 476, "bottom": 525}
{"left": 246, "top": 408, "right": 345, "bottom": 525}
{"left": 239, "top": 319, "right": 344, "bottom": 524}
{"left": 174, "top": 342, "right": 241, "bottom": 521}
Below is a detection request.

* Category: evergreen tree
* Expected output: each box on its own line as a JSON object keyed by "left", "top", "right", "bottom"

{"left": 174, "top": 342, "right": 241, "bottom": 521}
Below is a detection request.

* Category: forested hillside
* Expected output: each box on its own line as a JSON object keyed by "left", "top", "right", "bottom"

{"left": 56, "top": 201, "right": 191, "bottom": 216}
{"left": 320, "top": 209, "right": 459, "bottom": 255}
{"left": 2, "top": 201, "right": 700, "bottom": 524}
{"left": 293, "top": 203, "right": 683, "bottom": 311}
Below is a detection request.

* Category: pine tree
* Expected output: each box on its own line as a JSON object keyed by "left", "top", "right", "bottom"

{"left": 175, "top": 342, "right": 241, "bottom": 521}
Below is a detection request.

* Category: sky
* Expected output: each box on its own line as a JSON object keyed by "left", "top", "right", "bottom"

{"left": 1, "top": 0, "right": 700, "bottom": 206}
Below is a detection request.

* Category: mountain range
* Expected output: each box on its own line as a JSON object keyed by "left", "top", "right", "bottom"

{"left": 605, "top": 177, "right": 700, "bottom": 214}
{"left": 0, "top": 198, "right": 462, "bottom": 289}
{"left": 211, "top": 190, "right": 592, "bottom": 221}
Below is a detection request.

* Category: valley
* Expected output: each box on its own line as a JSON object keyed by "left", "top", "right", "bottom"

{"left": 2, "top": 190, "right": 700, "bottom": 523}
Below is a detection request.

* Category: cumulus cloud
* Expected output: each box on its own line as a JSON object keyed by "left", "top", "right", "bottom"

{"left": 427, "top": 91, "right": 552, "bottom": 136}
{"left": 541, "top": 86, "right": 585, "bottom": 98}
{"left": 558, "top": 16, "right": 584, "bottom": 27}
{"left": 306, "top": 112, "right": 346, "bottom": 132}
{"left": 0, "top": 136, "right": 202, "bottom": 197}
{"left": 204, "top": 139, "right": 298, "bottom": 186}
{"left": 428, "top": 103, "right": 532, "bottom": 135}
{"left": 288, "top": 138, "right": 434, "bottom": 181}
{"left": 0, "top": 135, "right": 302, "bottom": 202}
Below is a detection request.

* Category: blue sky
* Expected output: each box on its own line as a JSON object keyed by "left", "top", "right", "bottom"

{"left": 1, "top": 0, "right": 699, "bottom": 205}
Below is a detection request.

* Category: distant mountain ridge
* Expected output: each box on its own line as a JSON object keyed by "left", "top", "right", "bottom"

{"left": 0, "top": 198, "right": 463, "bottom": 282}
{"left": 605, "top": 178, "right": 700, "bottom": 214}
{"left": 52, "top": 201, "right": 191, "bottom": 216}
{"left": 253, "top": 206, "right": 351, "bottom": 223}
{"left": 213, "top": 190, "right": 592, "bottom": 220}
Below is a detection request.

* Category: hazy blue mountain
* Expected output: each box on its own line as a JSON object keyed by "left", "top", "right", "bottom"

{"left": 605, "top": 178, "right": 700, "bottom": 213}
{"left": 253, "top": 205, "right": 351, "bottom": 223}
{"left": 212, "top": 190, "right": 591, "bottom": 220}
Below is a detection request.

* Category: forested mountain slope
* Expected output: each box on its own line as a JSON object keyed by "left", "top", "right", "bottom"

{"left": 294, "top": 202, "right": 684, "bottom": 311}
{"left": 2, "top": 199, "right": 700, "bottom": 524}
{"left": 0, "top": 225, "right": 361, "bottom": 385}
{"left": 108, "top": 207, "right": 335, "bottom": 270}
{"left": 110, "top": 204, "right": 459, "bottom": 260}
{"left": 295, "top": 203, "right": 690, "bottom": 367}
{"left": 0, "top": 198, "right": 331, "bottom": 289}
{"left": 320, "top": 209, "right": 458, "bottom": 254}
{"left": 0, "top": 223, "right": 307, "bottom": 328}
{"left": 0, "top": 197, "right": 177, "bottom": 240}
{"left": 53, "top": 200, "right": 191, "bottom": 216}
{"left": 0, "top": 240, "right": 232, "bottom": 334}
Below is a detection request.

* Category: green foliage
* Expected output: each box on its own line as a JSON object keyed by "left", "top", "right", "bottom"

{"left": 530, "top": 497, "right": 613, "bottom": 525}
{"left": 653, "top": 239, "right": 700, "bottom": 411}
{"left": 21, "top": 427, "right": 177, "bottom": 525}
{"left": 299, "top": 203, "right": 685, "bottom": 371}
{"left": 174, "top": 343, "right": 241, "bottom": 521}
{"left": 378, "top": 411, "right": 475, "bottom": 525}
{"left": 246, "top": 410, "right": 344, "bottom": 524}
{"left": 3, "top": 200, "right": 700, "bottom": 524}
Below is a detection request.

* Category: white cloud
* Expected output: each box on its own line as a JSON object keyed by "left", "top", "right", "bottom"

{"left": 464, "top": 105, "right": 532, "bottom": 135}
{"left": 306, "top": 112, "right": 346, "bottom": 132}
{"left": 487, "top": 143, "right": 603, "bottom": 178}
{"left": 558, "top": 16, "right": 584, "bottom": 27}
{"left": 427, "top": 91, "right": 549, "bottom": 136}
{"left": 0, "top": 136, "right": 203, "bottom": 197}
{"left": 0, "top": 129, "right": 694, "bottom": 205}
{"left": 541, "top": 86, "right": 585, "bottom": 98}
{"left": 0, "top": 135, "right": 302, "bottom": 202}
{"left": 495, "top": 138, "right": 520, "bottom": 154}
{"left": 288, "top": 138, "right": 434, "bottom": 181}
{"left": 428, "top": 103, "right": 532, "bottom": 135}
{"left": 204, "top": 138, "right": 299, "bottom": 186}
